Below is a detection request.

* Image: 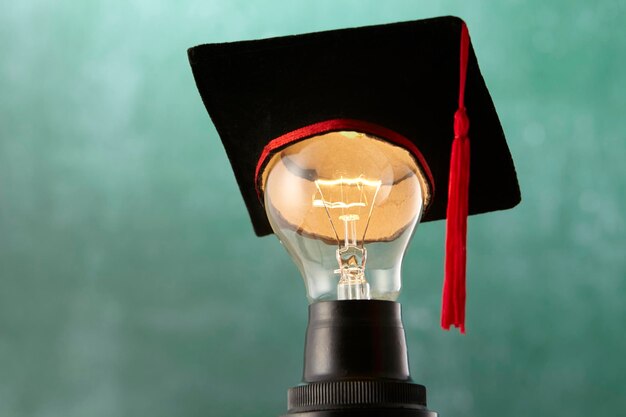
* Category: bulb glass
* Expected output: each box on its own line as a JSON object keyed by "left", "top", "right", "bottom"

{"left": 262, "top": 131, "right": 430, "bottom": 302}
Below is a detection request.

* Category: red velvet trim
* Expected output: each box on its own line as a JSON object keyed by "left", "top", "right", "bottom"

{"left": 254, "top": 118, "right": 435, "bottom": 199}
{"left": 442, "top": 21, "right": 471, "bottom": 334}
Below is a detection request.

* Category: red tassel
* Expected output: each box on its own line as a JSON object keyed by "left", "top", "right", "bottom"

{"left": 442, "top": 22, "right": 470, "bottom": 334}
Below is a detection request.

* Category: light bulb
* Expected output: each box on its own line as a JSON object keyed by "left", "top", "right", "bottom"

{"left": 261, "top": 131, "right": 431, "bottom": 302}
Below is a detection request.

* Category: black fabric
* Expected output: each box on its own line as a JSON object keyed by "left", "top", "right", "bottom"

{"left": 188, "top": 16, "right": 521, "bottom": 237}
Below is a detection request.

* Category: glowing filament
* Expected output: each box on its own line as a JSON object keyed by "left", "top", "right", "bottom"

{"left": 312, "top": 176, "right": 382, "bottom": 300}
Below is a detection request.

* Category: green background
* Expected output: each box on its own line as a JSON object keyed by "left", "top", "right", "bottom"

{"left": 1, "top": 1, "right": 625, "bottom": 416}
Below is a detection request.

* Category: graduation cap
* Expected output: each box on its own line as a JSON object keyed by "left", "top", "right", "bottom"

{"left": 188, "top": 16, "right": 521, "bottom": 333}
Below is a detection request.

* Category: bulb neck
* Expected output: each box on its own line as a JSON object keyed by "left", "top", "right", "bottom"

{"left": 283, "top": 300, "right": 437, "bottom": 417}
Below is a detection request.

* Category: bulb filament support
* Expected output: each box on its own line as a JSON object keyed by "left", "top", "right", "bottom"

{"left": 313, "top": 176, "right": 381, "bottom": 300}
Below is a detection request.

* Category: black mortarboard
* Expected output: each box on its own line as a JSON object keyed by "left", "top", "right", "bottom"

{"left": 188, "top": 16, "right": 521, "bottom": 332}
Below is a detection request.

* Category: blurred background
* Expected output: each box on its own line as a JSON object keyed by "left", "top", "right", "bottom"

{"left": 1, "top": 0, "right": 625, "bottom": 416}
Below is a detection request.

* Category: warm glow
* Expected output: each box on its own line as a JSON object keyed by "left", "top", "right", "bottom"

{"left": 262, "top": 130, "right": 430, "bottom": 302}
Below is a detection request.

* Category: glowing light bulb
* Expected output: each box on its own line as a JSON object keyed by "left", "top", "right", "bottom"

{"left": 262, "top": 131, "right": 431, "bottom": 302}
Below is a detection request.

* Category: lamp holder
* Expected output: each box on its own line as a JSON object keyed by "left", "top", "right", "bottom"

{"left": 283, "top": 300, "right": 437, "bottom": 417}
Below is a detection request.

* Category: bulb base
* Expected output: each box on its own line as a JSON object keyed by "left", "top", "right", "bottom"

{"left": 282, "top": 300, "right": 437, "bottom": 417}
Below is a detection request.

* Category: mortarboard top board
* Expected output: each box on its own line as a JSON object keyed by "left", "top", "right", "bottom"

{"left": 188, "top": 16, "right": 521, "bottom": 332}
